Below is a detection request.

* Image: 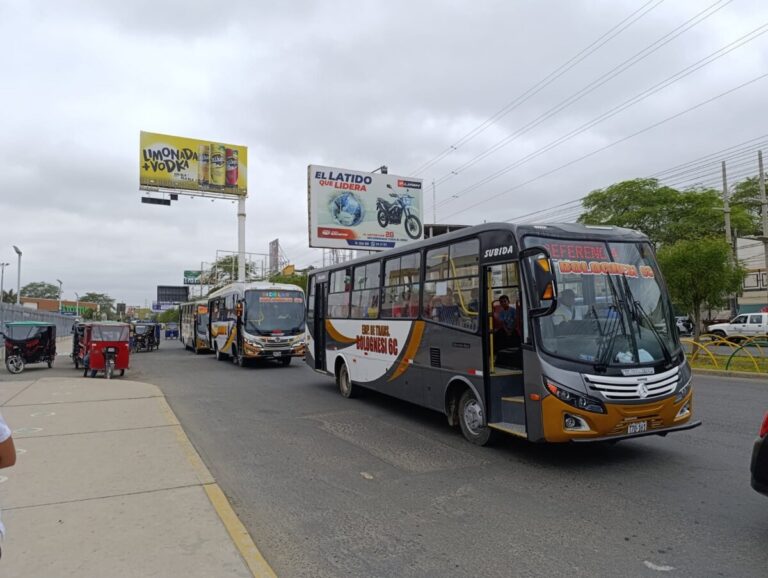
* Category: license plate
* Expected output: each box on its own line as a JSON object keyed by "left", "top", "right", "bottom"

{"left": 627, "top": 421, "right": 648, "bottom": 434}
{"left": 273, "top": 351, "right": 282, "bottom": 357}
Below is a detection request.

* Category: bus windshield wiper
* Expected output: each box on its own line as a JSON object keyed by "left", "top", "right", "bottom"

{"left": 595, "top": 305, "right": 622, "bottom": 371}
{"left": 630, "top": 299, "right": 672, "bottom": 365}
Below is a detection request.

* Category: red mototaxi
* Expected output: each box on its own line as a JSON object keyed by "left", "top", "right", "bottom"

{"left": 78, "top": 322, "right": 131, "bottom": 378}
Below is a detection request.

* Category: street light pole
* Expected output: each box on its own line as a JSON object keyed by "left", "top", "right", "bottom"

{"left": 75, "top": 292, "right": 80, "bottom": 320}
{"left": 57, "top": 279, "right": 63, "bottom": 313}
{"left": 0, "top": 262, "right": 8, "bottom": 302}
{"left": 12, "top": 245, "right": 22, "bottom": 305}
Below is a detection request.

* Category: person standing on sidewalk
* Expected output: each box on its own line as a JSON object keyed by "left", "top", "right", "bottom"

{"left": 0, "top": 410, "right": 16, "bottom": 558}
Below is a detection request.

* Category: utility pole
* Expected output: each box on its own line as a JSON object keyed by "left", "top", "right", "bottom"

{"left": 758, "top": 150, "right": 768, "bottom": 308}
{"left": 432, "top": 179, "right": 436, "bottom": 224}
{"left": 722, "top": 162, "right": 738, "bottom": 317}
{"left": 0, "top": 262, "right": 8, "bottom": 302}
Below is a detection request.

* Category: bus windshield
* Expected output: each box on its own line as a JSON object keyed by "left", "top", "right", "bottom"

{"left": 524, "top": 236, "right": 679, "bottom": 367}
{"left": 244, "top": 290, "right": 305, "bottom": 335}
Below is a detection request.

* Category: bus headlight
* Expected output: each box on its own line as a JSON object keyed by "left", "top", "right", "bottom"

{"left": 674, "top": 377, "right": 692, "bottom": 403}
{"left": 544, "top": 377, "right": 606, "bottom": 414}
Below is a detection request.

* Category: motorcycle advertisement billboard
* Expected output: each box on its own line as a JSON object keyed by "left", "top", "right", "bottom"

{"left": 307, "top": 165, "right": 424, "bottom": 250}
{"left": 140, "top": 131, "right": 248, "bottom": 197}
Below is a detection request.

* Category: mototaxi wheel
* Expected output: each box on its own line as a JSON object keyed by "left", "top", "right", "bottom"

{"left": 405, "top": 214, "right": 423, "bottom": 239}
{"left": 5, "top": 356, "right": 24, "bottom": 374}
{"left": 90, "top": 369, "right": 98, "bottom": 378}
{"left": 280, "top": 356, "right": 292, "bottom": 367}
{"left": 119, "top": 369, "right": 125, "bottom": 377}
{"left": 377, "top": 210, "right": 388, "bottom": 228}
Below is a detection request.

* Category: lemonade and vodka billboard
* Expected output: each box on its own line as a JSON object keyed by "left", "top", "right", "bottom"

{"left": 308, "top": 165, "right": 424, "bottom": 250}
{"left": 140, "top": 131, "right": 248, "bottom": 196}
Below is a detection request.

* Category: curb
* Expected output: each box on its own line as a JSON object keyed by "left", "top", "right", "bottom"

{"left": 692, "top": 368, "right": 768, "bottom": 380}
{"left": 157, "top": 396, "right": 277, "bottom": 578}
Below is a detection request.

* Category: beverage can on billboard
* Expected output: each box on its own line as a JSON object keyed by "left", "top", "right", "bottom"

{"left": 226, "top": 148, "right": 238, "bottom": 186}
{"left": 140, "top": 132, "right": 248, "bottom": 197}
{"left": 210, "top": 144, "right": 226, "bottom": 189}
{"left": 197, "top": 144, "right": 210, "bottom": 186}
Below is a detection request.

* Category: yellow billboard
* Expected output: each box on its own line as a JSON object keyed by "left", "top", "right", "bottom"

{"left": 140, "top": 131, "right": 248, "bottom": 196}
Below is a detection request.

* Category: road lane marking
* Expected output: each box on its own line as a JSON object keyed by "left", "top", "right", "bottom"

{"left": 644, "top": 561, "right": 675, "bottom": 572}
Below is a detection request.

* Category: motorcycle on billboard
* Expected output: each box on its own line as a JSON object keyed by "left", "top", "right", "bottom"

{"left": 308, "top": 166, "right": 424, "bottom": 251}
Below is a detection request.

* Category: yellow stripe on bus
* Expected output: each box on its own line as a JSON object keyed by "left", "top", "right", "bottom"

{"left": 388, "top": 321, "right": 425, "bottom": 382}
{"left": 325, "top": 320, "right": 357, "bottom": 344}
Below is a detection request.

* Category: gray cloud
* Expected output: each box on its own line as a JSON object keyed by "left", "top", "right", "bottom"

{"left": 1, "top": 0, "right": 767, "bottom": 303}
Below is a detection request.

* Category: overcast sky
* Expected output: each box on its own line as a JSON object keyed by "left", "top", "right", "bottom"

{"left": 1, "top": 0, "right": 767, "bottom": 306}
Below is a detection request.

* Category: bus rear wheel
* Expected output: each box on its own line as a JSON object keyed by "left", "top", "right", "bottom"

{"left": 458, "top": 389, "right": 495, "bottom": 446}
{"left": 337, "top": 363, "right": 356, "bottom": 398}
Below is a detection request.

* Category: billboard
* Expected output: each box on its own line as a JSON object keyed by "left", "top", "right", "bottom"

{"left": 157, "top": 285, "right": 189, "bottom": 304}
{"left": 140, "top": 131, "right": 248, "bottom": 197}
{"left": 184, "top": 270, "right": 202, "bottom": 285}
{"left": 308, "top": 165, "right": 423, "bottom": 250}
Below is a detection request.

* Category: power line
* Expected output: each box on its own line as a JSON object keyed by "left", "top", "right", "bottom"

{"left": 431, "top": 13, "right": 764, "bottom": 214}
{"left": 435, "top": 70, "right": 768, "bottom": 222}
{"left": 408, "top": 0, "right": 665, "bottom": 176}
{"left": 495, "top": 134, "right": 768, "bottom": 225}
{"left": 426, "top": 0, "right": 733, "bottom": 204}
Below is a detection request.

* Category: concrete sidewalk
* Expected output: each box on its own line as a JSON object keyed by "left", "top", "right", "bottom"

{"left": 0, "top": 377, "right": 275, "bottom": 577}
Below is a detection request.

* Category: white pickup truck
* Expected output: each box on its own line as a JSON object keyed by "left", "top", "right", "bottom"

{"left": 707, "top": 312, "right": 768, "bottom": 339}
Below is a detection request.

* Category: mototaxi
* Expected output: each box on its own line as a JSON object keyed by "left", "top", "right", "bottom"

{"left": 132, "top": 322, "right": 159, "bottom": 352}
{"left": 79, "top": 322, "right": 130, "bottom": 378}
{"left": 2, "top": 321, "right": 56, "bottom": 374}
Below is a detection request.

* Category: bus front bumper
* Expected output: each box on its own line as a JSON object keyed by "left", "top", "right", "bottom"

{"left": 541, "top": 390, "right": 699, "bottom": 443}
{"left": 243, "top": 342, "right": 305, "bottom": 359}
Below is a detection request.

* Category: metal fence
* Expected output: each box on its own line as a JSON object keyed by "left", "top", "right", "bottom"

{"left": 0, "top": 302, "right": 76, "bottom": 338}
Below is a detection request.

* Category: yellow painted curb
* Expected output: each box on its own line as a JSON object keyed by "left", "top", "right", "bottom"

{"left": 158, "top": 396, "right": 277, "bottom": 577}
{"left": 204, "top": 483, "right": 278, "bottom": 578}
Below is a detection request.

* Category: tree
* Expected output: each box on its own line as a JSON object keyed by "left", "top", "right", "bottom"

{"left": 579, "top": 178, "right": 757, "bottom": 246}
{"left": 731, "top": 175, "right": 766, "bottom": 232}
{"left": 268, "top": 273, "right": 307, "bottom": 294}
{"left": 1, "top": 289, "right": 17, "bottom": 303}
{"left": 21, "top": 281, "right": 60, "bottom": 299}
{"left": 80, "top": 292, "right": 115, "bottom": 319}
{"left": 206, "top": 255, "right": 259, "bottom": 290}
{"left": 657, "top": 238, "right": 745, "bottom": 339}
{"left": 156, "top": 307, "right": 180, "bottom": 323}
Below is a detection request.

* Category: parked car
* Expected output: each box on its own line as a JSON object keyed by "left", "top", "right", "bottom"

{"left": 707, "top": 312, "right": 768, "bottom": 340}
{"left": 675, "top": 316, "right": 693, "bottom": 335}
{"left": 752, "top": 412, "right": 768, "bottom": 497}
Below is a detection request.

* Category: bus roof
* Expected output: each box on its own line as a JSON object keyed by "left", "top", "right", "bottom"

{"left": 309, "top": 222, "right": 649, "bottom": 274}
{"left": 207, "top": 281, "right": 304, "bottom": 300}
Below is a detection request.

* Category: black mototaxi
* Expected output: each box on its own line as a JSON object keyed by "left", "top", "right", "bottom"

{"left": 3, "top": 321, "right": 56, "bottom": 374}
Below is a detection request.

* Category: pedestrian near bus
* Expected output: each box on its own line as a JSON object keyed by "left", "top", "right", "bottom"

{"left": 0, "top": 409, "right": 17, "bottom": 559}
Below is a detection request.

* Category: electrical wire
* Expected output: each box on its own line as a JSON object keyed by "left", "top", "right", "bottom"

{"left": 434, "top": 70, "right": 768, "bottom": 223}
{"left": 431, "top": 17, "right": 767, "bottom": 214}
{"left": 409, "top": 0, "right": 666, "bottom": 176}
{"left": 425, "top": 0, "right": 734, "bottom": 205}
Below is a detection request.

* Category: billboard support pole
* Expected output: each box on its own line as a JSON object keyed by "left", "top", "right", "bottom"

{"left": 237, "top": 196, "right": 246, "bottom": 282}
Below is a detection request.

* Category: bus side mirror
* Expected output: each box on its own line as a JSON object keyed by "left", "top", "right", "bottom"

{"left": 521, "top": 247, "right": 558, "bottom": 318}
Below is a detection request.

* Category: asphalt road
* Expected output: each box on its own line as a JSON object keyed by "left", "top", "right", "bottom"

{"left": 9, "top": 341, "right": 768, "bottom": 577}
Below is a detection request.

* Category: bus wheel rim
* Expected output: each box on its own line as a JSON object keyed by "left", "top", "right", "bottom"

{"left": 463, "top": 399, "right": 483, "bottom": 435}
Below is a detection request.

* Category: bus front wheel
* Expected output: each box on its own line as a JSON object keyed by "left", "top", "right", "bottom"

{"left": 337, "top": 363, "right": 356, "bottom": 398}
{"left": 458, "top": 389, "right": 495, "bottom": 446}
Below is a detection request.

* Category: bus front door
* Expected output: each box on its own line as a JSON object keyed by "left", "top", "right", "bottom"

{"left": 314, "top": 282, "right": 327, "bottom": 371}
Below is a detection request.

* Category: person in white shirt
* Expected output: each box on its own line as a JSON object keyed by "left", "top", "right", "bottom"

{"left": 552, "top": 289, "right": 576, "bottom": 325}
{"left": 0, "top": 410, "right": 16, "bottom": 556}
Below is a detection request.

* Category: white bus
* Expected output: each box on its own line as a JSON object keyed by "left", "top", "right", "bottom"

{"left": 306, "top": 222, "right": 700, "bottom": 445}
{"left": 208, "top": 281, "right": 306, "bottom": 367}
{"left": 180, "top": 300, "right": 210, "bottom": 354}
